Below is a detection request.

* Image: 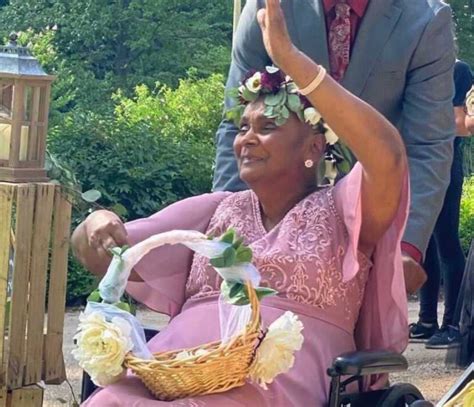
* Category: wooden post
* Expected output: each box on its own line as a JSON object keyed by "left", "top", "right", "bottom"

{"left": 8, "top": 385, "right": 43, "bottom": 407}
{"left": 24, "top": 184, "right": 55, "bottom": 385}
{"left": 7, "top": 185, "right": 35, "bottom": 389}
{"left": 0, "top": 185, "right": 14, "bottom": 387}
{"left": 0, "top": 182, "right": 71, "bottom": 404}
{"left": 43, "top": 187, "right": 71, "bottom": 383}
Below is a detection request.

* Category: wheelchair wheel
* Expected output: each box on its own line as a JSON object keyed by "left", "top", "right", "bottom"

{"left": 376, "top": 383, "right": 424, "bottom": 407}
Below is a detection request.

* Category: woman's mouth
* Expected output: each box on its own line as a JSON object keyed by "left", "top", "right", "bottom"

{"left": 241, "top": 156, "right": 263, "bottom": 165}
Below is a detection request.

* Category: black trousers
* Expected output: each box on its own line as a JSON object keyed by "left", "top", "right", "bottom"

{"left": 419, "top": 138, "right": 466, "bottom": 327}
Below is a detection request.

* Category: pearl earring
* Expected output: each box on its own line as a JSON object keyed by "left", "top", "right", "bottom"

{"left": 304, "top": 159, "right": 314, "bottom": 168}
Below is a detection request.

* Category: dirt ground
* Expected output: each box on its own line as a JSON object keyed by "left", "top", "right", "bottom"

{"left": 42, "top": 301, "right": 464, "bottom": 406}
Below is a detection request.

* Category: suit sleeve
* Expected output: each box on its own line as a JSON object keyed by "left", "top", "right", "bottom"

{"left": 212, "top": 0, "right": 270, "bottom": 192}
{"left": 400, "top": 4, "right": 455, "bottom": 257}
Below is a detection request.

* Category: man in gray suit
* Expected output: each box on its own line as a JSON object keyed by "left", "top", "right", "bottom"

{"left": 212, "top": 0, "right": 455, "bottom": 294}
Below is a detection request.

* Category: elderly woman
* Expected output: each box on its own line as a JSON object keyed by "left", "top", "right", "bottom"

{"left": 74, "top": 1, "right": 409, "bottom": 406}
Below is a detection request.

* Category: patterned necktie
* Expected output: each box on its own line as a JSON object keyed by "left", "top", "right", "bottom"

{"left": 328, "top": 1, "right": 351, "bottom": 82}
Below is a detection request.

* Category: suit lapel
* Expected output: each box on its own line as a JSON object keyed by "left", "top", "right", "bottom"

{"left": 342, "top": 0, "right": 402, "bottom": 95}
{"left": 291, "top": 0, "right": 330, "bottom": 70}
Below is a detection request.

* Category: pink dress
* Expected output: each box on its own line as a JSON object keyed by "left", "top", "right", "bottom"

{"left": 83, "top": 164, "right": 409, "bottom": 407}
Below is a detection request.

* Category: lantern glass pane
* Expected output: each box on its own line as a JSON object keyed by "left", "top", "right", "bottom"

{"left": 0, "top": 81, "right": 13, "bottom": 121}
{"left": 0, "top": 122, "right": 11, "bottom": 160}
{"left": 24, "top": 86, "right": 33, "bottom": 122}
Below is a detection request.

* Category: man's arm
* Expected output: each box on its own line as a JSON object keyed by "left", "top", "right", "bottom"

{"left": 400, "top": 4, "right": 455, "bottom": 259}
{"left": 213, "top": 0, "right": 270, "bottom": 191}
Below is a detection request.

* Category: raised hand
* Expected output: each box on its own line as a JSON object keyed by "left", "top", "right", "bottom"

{"left": 257, "top": 0, "right": 296, "bottom": 70}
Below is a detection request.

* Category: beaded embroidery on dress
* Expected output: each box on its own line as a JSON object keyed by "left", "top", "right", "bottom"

{"left": 185, "top": 188, "right": 370, "bottom": 329}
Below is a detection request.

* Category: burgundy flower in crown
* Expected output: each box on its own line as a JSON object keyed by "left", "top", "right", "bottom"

{"left": 261, "top": 68, "right": 285, "bottom": 93}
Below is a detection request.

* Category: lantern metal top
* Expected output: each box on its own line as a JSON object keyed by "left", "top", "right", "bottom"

{"left": 0, "top": 32, "right": 54, "bottom": 80}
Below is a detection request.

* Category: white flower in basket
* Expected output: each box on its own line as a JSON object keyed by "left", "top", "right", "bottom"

{"left": 72, "top": 311, "right": 133, "bottom": 386}
{"left": 250, "top": 311, "right": 304, "bottom": 389}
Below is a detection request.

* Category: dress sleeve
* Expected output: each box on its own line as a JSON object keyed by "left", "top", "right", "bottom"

{"left": 332, "top": 163, "right": 410, "bottom": 356}
{"left": 125, "top": 192, "right": 230, "bottom": 317}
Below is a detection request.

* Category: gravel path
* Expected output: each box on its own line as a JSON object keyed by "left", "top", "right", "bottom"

{"left": 44, "top": 301, "right": 463, "bottom": 406}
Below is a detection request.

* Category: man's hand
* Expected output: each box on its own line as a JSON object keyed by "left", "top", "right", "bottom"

{"left": 403, "top": 254, "right": 427, "bottom": 294}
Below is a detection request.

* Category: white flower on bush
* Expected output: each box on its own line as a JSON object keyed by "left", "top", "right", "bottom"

{"left": 304, "top": 107, "right": 322, "bottom": 126}
{"left": 72, "top": 311, "right": 133, "bottom": 387}
{"left": 324, "top": 124, "right": 339, "bottom": 145}
{"left": 249, "top": 311, "right": 304, "bottom": 389}
{"left": 245, "top": 72, "right": 262, "bottom": 93}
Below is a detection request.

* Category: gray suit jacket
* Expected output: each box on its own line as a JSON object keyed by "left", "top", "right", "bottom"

{"left": 212, "top": 0, "right": 455, "bottom": 257}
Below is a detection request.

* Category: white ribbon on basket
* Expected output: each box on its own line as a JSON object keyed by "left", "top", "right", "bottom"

{"left": 95, "top": 230, "right": 261, "bottom": 358}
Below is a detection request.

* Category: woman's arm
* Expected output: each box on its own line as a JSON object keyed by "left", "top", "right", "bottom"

{"left": 257, "top": 0, "right": 407, "bottom": 253}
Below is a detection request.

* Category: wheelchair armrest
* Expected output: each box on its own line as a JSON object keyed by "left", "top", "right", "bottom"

{"left": 328, "top": 350, "right": 408, "bottom": 377}
{"left": 143, "top": 326, "right": 160, "bottom": 342}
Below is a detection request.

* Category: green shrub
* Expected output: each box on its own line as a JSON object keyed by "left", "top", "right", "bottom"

{"left": 49, "top": 72, "right": 224, "bottom": 221}
{"left": 66, "top": 256, "right": 98, "bottom": 305}
{"left": 460, "top": 175, "right": 474, "bottom": 253}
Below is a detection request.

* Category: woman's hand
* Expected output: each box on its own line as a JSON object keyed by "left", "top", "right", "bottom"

{"left": 257, "top": 0, "right": 296, "bottom": 71}
{"left": 71, "top": 210, "right": 128, "bottom": 278}
{"left": 84, "top": 210, "right": 128, "bottom": 253}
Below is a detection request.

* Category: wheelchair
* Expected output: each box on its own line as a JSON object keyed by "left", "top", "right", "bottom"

{"left": 80, "top": 327, "right": 431, "bottom": 406}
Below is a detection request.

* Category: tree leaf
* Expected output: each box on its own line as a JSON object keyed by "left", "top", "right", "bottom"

{"left": 81, "top": 189, "right": 102, "bottom": 203}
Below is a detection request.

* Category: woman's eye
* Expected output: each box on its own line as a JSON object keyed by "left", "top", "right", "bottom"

{"left": 239, "top": 124, "right": 249, "bottom": 133}
{"left": 263, "top": 124, "right": 276, "bottom": 132}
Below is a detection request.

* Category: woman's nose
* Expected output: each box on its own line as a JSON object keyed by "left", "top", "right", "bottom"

{"left": 239, "top": 128, "right": 258, "bottom": 146}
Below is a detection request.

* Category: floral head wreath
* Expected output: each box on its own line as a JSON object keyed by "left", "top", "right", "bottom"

{"left": 226, "top": 66, "right": 355, "bottom": 184}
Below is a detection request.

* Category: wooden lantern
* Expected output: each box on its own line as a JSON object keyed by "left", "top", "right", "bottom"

{"left": 0, "top": 33, "right": 54, "bottom": 183}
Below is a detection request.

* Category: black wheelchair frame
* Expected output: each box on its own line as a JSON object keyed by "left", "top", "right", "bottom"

{"left": 80, "top": 327, "right": 431, "bottom": 406}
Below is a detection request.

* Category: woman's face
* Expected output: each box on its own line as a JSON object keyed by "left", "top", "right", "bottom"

{"left": 233, "top": 99, "right": 324, "bottom": 187}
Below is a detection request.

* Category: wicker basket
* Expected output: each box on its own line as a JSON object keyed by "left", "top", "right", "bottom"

{"left": 124, "top": 281, "right": 261, "bottom": 400}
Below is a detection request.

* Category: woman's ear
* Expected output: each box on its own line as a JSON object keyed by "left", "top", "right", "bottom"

{"left": 309, "top": 132, "right": 325, "bottom": 159}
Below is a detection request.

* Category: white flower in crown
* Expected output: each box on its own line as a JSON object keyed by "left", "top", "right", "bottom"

{"left": 303, "top": 107, "right": 322, "bottom": 126}
{"left": 249, "top": 311, "right": 304, "bottom": 389}
{"left": 466, "top": 85, "right": 474, "bottom": 116}
{"left": 245, "top": 72, "right": 262, "bottom": 93}
{"left": 72, "top": 311, "right": 133, "bottom": 387}
{"left": 324, "top": 124, "right": 339, "bottom": 145}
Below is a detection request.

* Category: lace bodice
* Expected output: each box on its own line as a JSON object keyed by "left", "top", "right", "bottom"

{"left": 185, "top": 189, "right": 371, "bottom": 331}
